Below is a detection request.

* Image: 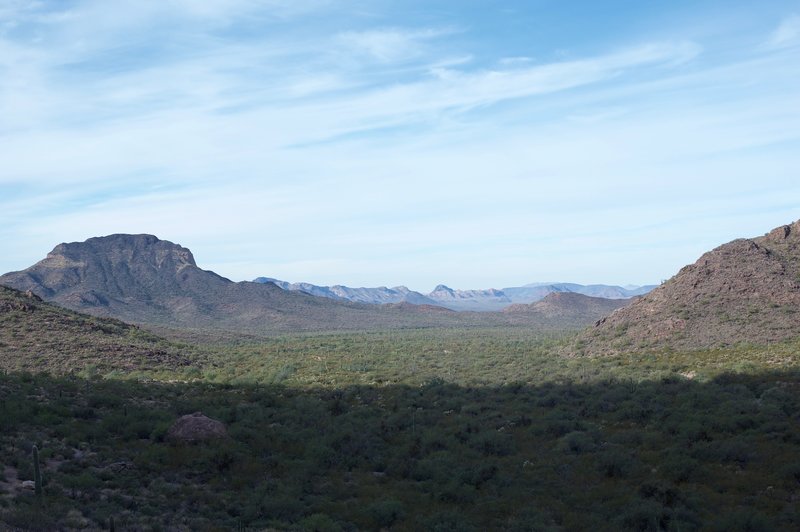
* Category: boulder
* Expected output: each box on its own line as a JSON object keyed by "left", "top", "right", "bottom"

{"left": 167, "top": 412, "right": 228, "bottom": 443}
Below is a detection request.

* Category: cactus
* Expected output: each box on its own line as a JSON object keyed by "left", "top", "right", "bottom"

{"left": 32, "top": 444, "right": 42, "bottom": 496}
{"left": 109, "top": 516, "right": 115, "bottom": 532}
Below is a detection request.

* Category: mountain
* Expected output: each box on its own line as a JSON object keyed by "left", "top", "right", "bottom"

{"left": 425, "top": 285, "right": 512, "bottom": 311}
{"left": 504, "top": 292, "right": 634, "bottom": 321}
{"left": 576, "top": 220, "right": 800, "bottom": 354}
{"left": 502, "top": 283, "right": 656, "bottom": 304}
{"left": 1, "top": 234, "right": 614, "bottom": 335}
{"left": 0, "top": 284, "right": 190, "bottom": 373}
{"left": 0, "top": 234, "right": 478, "bottom": 333}
{"left": 253, "top": 278, "right": 438, "bottom": 305}
{"left": 254, "top": 278, "right": 654, "bottom": 311}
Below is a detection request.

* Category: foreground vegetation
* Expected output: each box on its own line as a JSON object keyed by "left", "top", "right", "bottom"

{"left": 1, "top": 328, "right": 799, "bottom": 530}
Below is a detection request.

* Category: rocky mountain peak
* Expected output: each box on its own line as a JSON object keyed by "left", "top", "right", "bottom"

{"left": 431, "top": 284, "right": 454, "bottom": 294}
{"left": 47, "top": 234, "right": 197, "bottom": 270}
{"left": 0, "top": 234, "right": 204, "bottom": 306}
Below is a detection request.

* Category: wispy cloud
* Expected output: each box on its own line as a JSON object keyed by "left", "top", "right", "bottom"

{"left": 1, "top": 1, "right": 798, "bottom": 289}
{"left": 337, "top": 27, "right": 455, "bottom": 63}
{"left": 766, "top": 14, "right": 800, "bottom": 48}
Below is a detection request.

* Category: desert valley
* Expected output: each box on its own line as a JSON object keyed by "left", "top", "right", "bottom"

{"left": 2, "top": 1, "right": 798, "bottom": 530}
{"left": 0, "top": 220, "right": 798, "bottom": 530}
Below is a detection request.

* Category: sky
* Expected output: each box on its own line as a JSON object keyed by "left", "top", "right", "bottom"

{"left": 1, "top": 0, "right": 799, "bottom": 291}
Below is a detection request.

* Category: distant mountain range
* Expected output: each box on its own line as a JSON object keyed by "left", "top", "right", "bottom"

{"left": 0, "top": 234, "right": 633, "bottom": 335}
{"left": 577, "top": 219, "right": 800, "bottom": 353}
{"left": 254, "top": 277, "right": 655, "bottom": 311}
{"left": 254, "top": 278, "right": 440, "bottom": 306}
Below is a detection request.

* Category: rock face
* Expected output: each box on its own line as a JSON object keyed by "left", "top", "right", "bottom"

{"left": 577, "top": 220, "right": 800, "bottom": 354}
{"left": 167, "top": 412, "right": 228, "bottom": 443}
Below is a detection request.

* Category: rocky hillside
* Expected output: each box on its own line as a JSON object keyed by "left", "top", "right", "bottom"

{"left": 576, "top": 220, "right": 800, "bottom": 354}
{"left": 0, "top": 285, "right": 191, "bottom": 373}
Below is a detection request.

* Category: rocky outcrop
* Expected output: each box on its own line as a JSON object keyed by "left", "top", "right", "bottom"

{"left": 167, "top": 412, "right": 228, "bottom": 443}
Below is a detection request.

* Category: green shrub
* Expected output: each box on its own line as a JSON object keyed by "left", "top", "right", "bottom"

{"left": 470, "top": 431, "right": 514, "bottom": 456}
{"left": 298, "top": 513, "right": 343, "bottom": 532}
{"left": 557, "top": 431, "right": 598, "bottom": 454}
{"left": 368, "top": 499, "right": 406, "bottom": 528}
{"left": 420, "top": 509, "right": 478, "bottom": 532}
{"left": 597, "top": 448, "right": 638, "bottom": 478}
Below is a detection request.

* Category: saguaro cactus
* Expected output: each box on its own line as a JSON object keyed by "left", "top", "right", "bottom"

{"left": 32, "top": 444, "right": 42, "bottom": 496}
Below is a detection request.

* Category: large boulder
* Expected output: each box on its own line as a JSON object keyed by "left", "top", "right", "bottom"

{"left": 167, "top": 412, "right": 228, "bottom": 443}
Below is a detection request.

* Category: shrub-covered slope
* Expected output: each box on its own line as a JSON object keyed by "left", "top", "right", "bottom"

{"left": 0, "top": 285, "right": 192, "bottom": 374}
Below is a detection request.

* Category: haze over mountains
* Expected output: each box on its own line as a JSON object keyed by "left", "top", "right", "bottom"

{"left": 254, "top": 277, "right": 655, "bottom": 311}
{"left": 0, "top": 234, "right": 630, "bottom": 335}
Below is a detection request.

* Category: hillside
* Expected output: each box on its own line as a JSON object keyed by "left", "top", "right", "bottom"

{"left": 505, "top": 292, "right": 633, "bottom": 322}
{"left": 0, "top": 235, "right": 618, "bottom": 334}
{"left": 0, "top": 285, "right": 191, "bottom": 373}
{"left": 577, "top": 220, "right": 800, "bottom": 354}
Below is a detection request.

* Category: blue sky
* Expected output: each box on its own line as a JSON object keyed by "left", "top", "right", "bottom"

{"left": 1, "top": 1, "right": 798, "bottom": 291}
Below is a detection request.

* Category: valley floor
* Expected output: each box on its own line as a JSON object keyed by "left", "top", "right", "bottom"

{"left": 1, "top": 329, "right": 799, "bottom": 530}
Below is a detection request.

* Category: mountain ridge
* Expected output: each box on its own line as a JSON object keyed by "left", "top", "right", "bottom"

{"left": 1, "top": 234, "right": 628, "bottom": 335}
{"left": 255, "top": 277, "right": 654, "bottom": 311}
